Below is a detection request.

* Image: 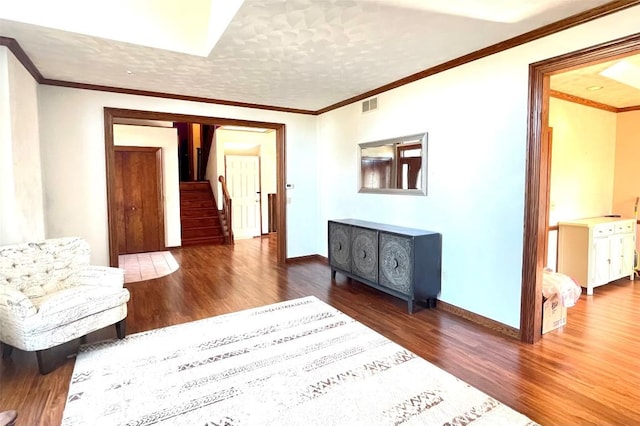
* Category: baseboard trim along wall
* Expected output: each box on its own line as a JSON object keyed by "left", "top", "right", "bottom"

{"left": 293, "top": 254, "right": 519, "bottom": 338}
{"left": 437, "top": 300, "right": 520, "bottom": 339}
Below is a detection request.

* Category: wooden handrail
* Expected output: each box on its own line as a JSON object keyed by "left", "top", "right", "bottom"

{"left": 218, "top": 175, "right": 234, "bottom": 245}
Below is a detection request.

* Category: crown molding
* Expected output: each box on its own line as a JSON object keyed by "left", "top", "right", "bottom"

{"left": 549, "top": 89, "right": 618, "bottom": 112}
{"left": 315, "top": 0, "right": 640, "bottom": 114}
{"left": 617, "top": 105, "right": 640, "bottom": 112}
{"left": 0, "top": 36, "right": 43, "bottom": 81}
{"left": 40, "top": 78, "right": 317, "bottom": 115}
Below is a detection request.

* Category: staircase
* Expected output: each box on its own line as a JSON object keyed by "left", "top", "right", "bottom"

{"left": 179, "top": 181, "right": 225, "bottom": 246}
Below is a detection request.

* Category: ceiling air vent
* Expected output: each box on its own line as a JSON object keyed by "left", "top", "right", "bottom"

{"left": 362, "top": 97, "right": 378, "bottom": 113}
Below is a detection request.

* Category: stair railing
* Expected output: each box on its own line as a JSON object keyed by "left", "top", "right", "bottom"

{"left": 218, "top": 175, "right": 234, "bottom": 245}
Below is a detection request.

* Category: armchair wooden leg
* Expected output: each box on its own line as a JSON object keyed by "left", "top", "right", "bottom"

{"left": 1, "top": 342, "right": 13, "bottom": 359}
{"left": 115, "top": 319, "right": 126, "bottom": 339}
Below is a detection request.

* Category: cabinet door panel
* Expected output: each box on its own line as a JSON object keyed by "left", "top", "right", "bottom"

{"left": 379, "top": 233, "right": 413, "bottom": 295}
{"left": 592, "top": 237, "right": 611, "bottom": 285}
{"left": 621, "top": 233, "right": 636, "bottom": 277}
{"left": 351, "top": 228, "right": 378, "bottom": 282}
{"left": 329, "top": 222, "right": 351, "bottom": 272}
{"left": 610, "top": 234, "right": 624, "bottom": 278}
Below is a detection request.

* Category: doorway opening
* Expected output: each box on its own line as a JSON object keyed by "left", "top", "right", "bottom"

{"left": 521, "top": 33, "right": 640, "bottom": 343}
{"left": 104, "top": 108, "right": 287, "bottom": 267}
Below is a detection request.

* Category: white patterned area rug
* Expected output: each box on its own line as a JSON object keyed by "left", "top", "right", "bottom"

{"left": 62, "top": 296, "right": 538, "bottom": 426}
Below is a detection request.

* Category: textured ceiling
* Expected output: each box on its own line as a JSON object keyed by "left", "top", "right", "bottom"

{"left": 550, "top": 54, "right": 640, "bottom": 108}
{"left": 0, "top": 0, "right": 627, "bottom": 111}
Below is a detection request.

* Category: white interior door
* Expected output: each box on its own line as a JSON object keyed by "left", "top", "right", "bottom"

{"left": 226, "top": 155, "right": 261, "bottom": 239}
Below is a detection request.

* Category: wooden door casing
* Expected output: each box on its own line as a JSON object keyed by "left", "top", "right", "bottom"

{"left": 114, "top": 146, "right": 165, "bottom": 254}
{"left": 104, "top": 108, "right": 288, "bottom": 267}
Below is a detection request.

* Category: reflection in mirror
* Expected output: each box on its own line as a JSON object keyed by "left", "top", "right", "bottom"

{"left": 358, "top": 132, "right": 428, "bottom": 195}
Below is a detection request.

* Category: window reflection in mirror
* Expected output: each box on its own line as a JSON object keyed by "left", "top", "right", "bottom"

{"left": 358, "top": 132, "right": 428, "bottom": 195}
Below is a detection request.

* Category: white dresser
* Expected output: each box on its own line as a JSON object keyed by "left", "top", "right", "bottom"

{"left": 557, "top": 217, "right": 636, "bottom": 295}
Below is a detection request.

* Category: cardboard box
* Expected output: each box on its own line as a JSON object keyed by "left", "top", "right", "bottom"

{"left": 542, "top": 296, "right": 567, "bottom": 334}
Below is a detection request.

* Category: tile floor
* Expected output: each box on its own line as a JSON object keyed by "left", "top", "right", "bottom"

{"left": 118, "top": 251, "right": 179, "bottom": 284}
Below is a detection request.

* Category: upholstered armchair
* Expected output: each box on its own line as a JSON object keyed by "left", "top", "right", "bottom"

{"left": 0, "top": 237, "right": 130, "bottom": 374}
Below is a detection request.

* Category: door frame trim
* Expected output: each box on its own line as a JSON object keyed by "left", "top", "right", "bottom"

{"left": 520, "top": 32, "right": 640, "bottom": 343}
{"left": 114, "top": 146, "right": 165, "bottom": 254}
{"left": 104, "top": 108, "right": 287, "bottom": 267}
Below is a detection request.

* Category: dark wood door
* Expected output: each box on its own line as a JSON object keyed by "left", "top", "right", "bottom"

{"left": 114, "top": 147, "right": 165, "bottom": 254}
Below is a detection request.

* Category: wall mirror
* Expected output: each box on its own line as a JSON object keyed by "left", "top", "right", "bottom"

{"left": 358, "top": 132, "right": 428, "bottom": 195}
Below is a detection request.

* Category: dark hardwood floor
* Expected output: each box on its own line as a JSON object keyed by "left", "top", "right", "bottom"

{"left": 1, "top": 236, "right": 639, "bottom": 425}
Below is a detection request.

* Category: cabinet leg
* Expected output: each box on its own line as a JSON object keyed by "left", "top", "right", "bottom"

{"left": 407, "top": 300, "right": 414, "bottom": 314}
{"left": 587, "top": 286, "right": 594, "bottom": 296}
{"left": 331, "top": 269, "right": 336, "bottom": 280}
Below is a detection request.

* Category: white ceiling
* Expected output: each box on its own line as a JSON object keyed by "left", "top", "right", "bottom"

{"left": 0, "top": 0, "right": 630, "bottom": 112}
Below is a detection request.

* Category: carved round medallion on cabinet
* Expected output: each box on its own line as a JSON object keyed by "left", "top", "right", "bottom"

{"left": 329, "top": 224, "right": 351, "bottom": 270}
{"left": 351, "top": 229, "right": 377, "bottom": 281}
{"left": 380, "top": 234, "right": 412, "bottom": 294}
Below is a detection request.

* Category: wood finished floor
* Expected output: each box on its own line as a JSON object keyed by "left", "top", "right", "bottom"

{"left": 1, "top": 236, "right": 639, "bottom": 425}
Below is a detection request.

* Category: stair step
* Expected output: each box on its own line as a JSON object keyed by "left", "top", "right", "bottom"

{"left": 180, "top": 191, "right": 214, "bottom": 200}
{"left": 180, "top": 199, "right": 216, "bottom": 208}
{"left": 180, "top": 207, "right": 218, "bottom": 218}
{"left": 181, "top": 235, "right": 225, "bottom": 246}
{"left": 181, "top": 226, "right": 224, "bottom": 239}
{"left": 181, "top": 217, "right": 221, "bottom": 228}
{"left": 179, "top": 181, "right": 229, "bottom": 245}
{"left": 179, "top": 181, "right": 211, "bottom": 191}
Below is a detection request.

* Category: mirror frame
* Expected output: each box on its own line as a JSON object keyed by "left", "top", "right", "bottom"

{"left": 358, "top": 132, "right": 428, "bottom": 195}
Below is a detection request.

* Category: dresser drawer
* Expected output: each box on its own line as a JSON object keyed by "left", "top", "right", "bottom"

{"left": 592, "top": 223, "right": 614, "bottom": 237}
{"left": 614, "top": 221, "right": 634, "bottom": 234}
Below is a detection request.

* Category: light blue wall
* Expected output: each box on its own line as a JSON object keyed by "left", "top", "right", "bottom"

{"left": 316, "top": 6, "right": 640, "bottom": 328}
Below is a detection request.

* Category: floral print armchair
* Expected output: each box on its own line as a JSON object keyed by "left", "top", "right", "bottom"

{"left": 0, "top": 237, "right": 130, "bottom": 374}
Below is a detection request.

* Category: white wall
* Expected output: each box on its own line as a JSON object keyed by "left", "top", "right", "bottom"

{"left": 316, "top": 6, "right": 640, "bottom": 328}
{"left": 113, "top": 124, "right": 181, "bottom": 248}
{"left": 548, "top": 97, "right": 617, "bottom": 223}
{"left": 0, "top": 47, "right": 45, "bottom": 245}
{"left": 0, "top": 48, "right": 13, "bottom": 244}
{"left": 37, "top": 87, "right": 318, "bottom": 264}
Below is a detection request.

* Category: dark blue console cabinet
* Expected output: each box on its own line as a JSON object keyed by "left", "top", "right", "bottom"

{"left": 328, "top": 219, "right": 441, "bottom": 313}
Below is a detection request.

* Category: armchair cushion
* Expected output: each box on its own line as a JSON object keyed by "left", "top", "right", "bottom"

{"left": 75, "top": 265, "right": 125, "bottom": 288}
